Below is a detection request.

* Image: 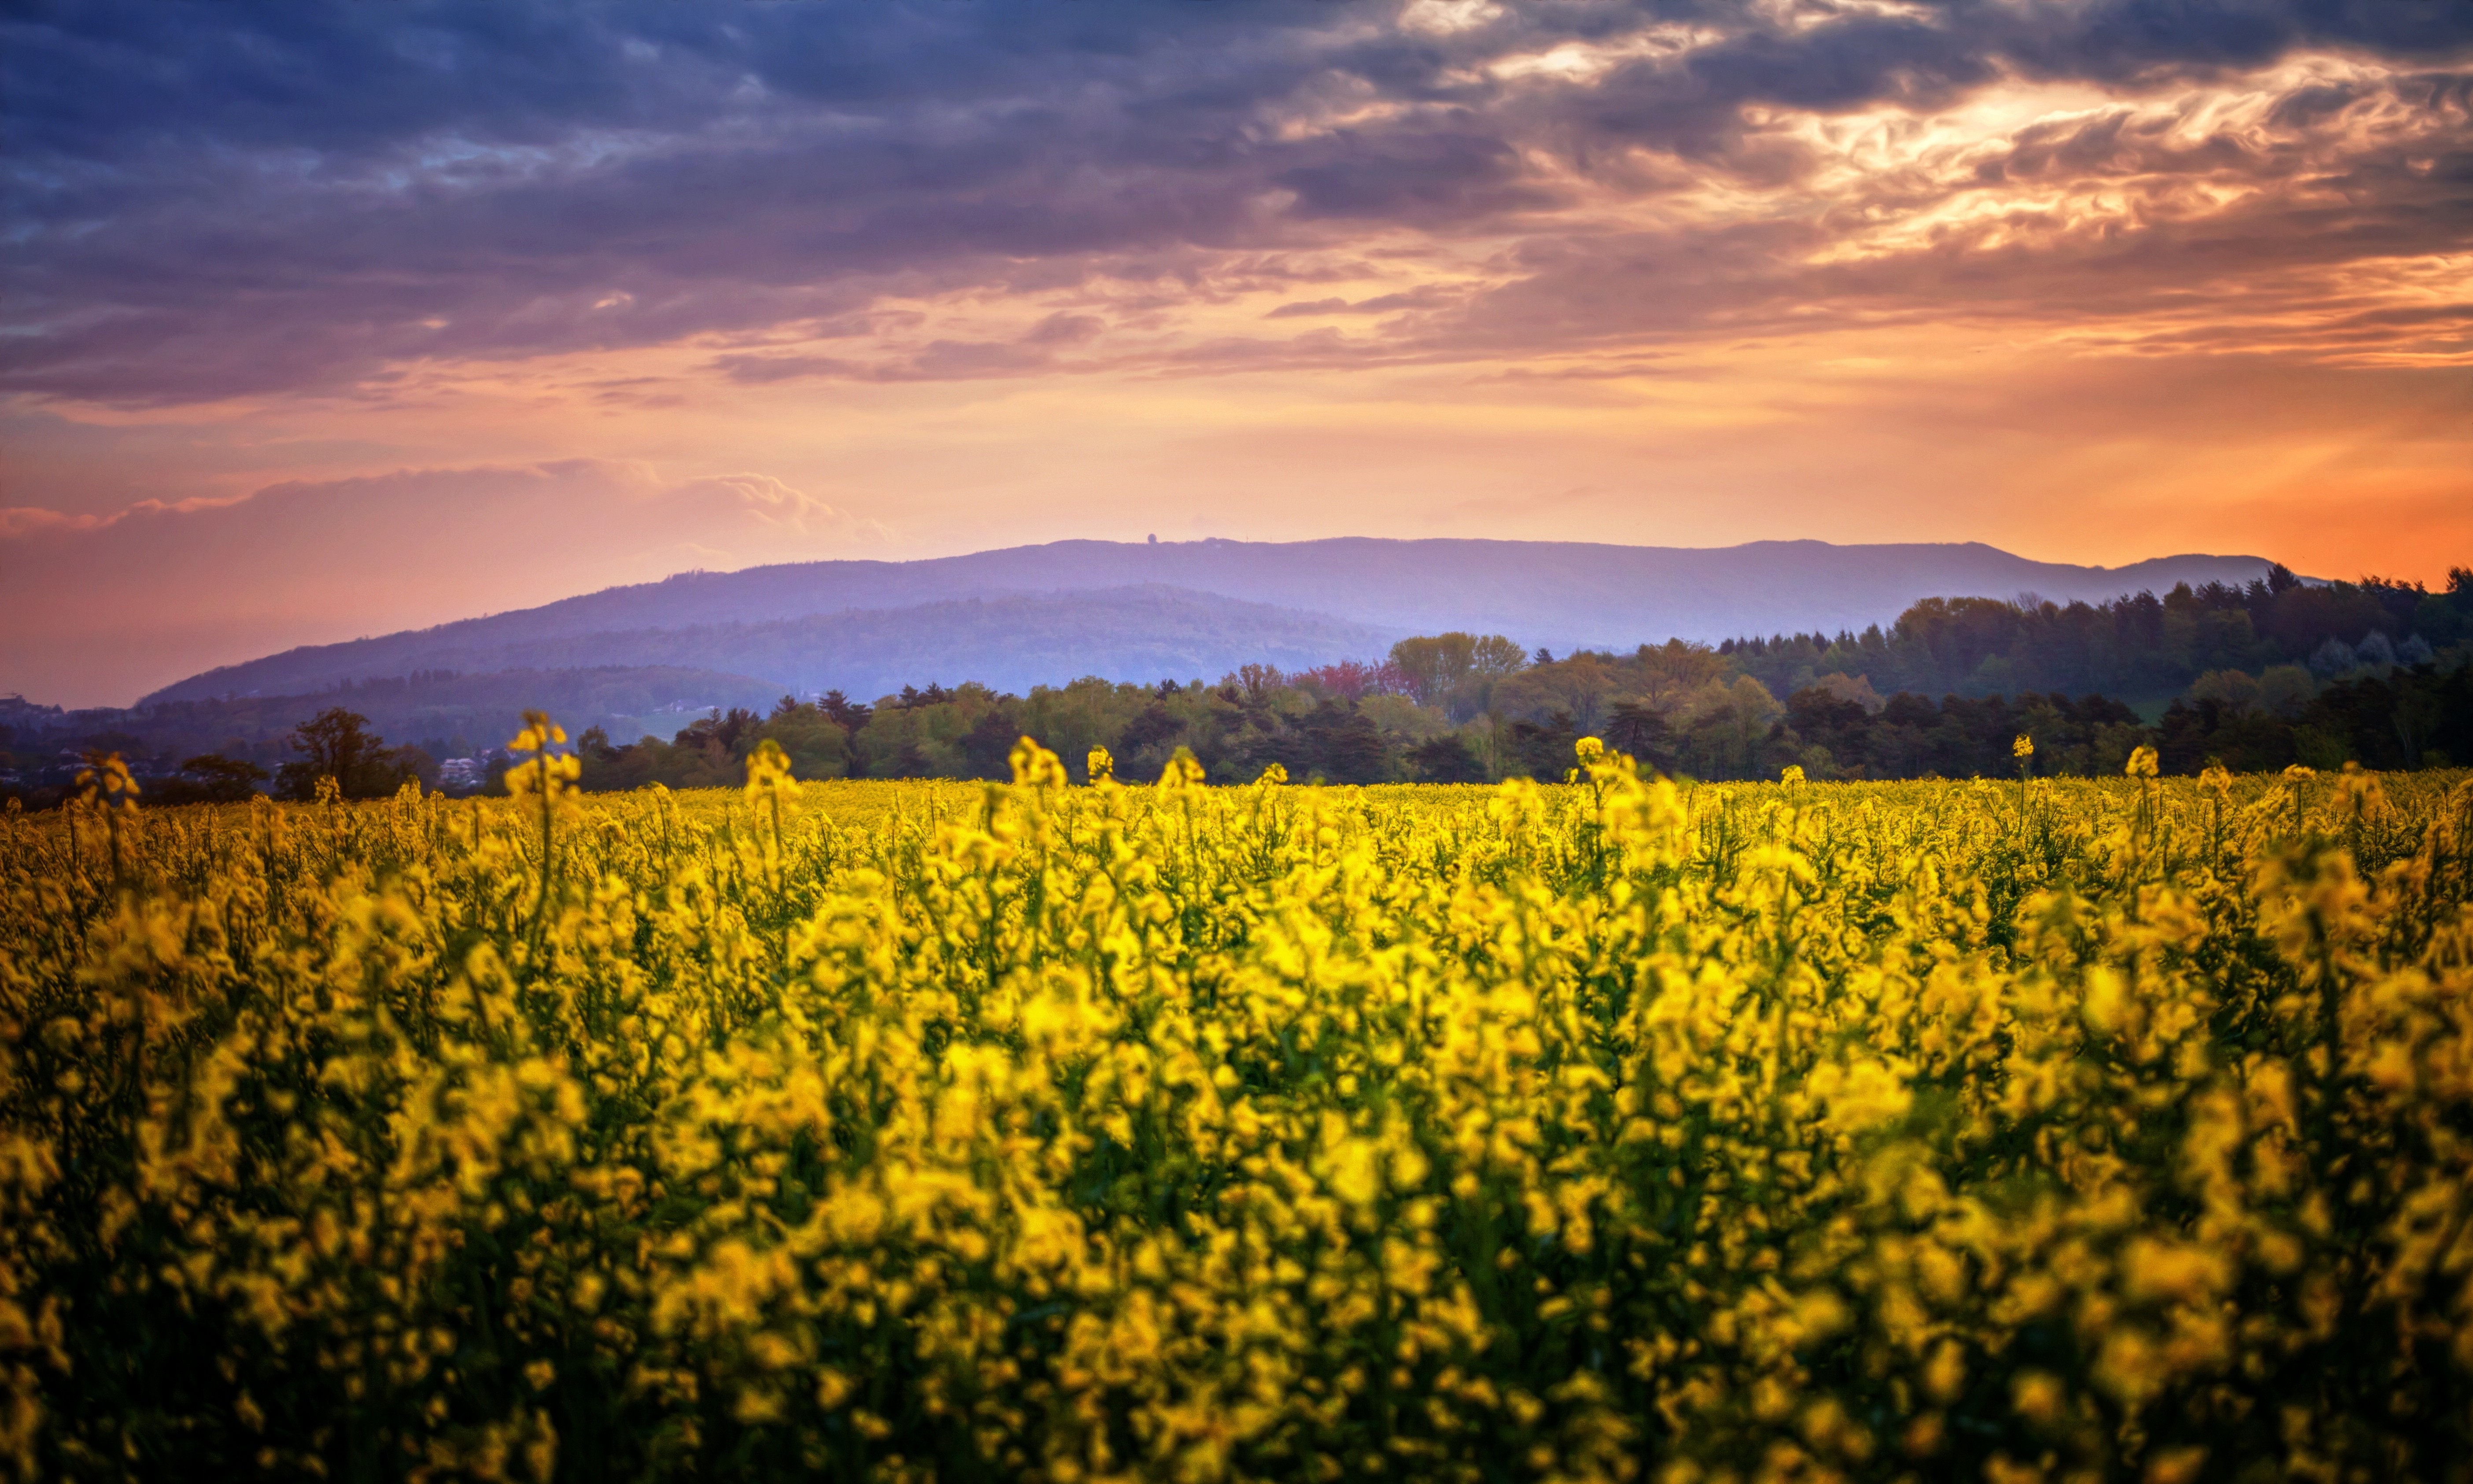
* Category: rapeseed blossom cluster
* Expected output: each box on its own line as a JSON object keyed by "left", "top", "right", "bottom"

{"left": 2, "top": 733, "right": 2470, "bottom": 1482}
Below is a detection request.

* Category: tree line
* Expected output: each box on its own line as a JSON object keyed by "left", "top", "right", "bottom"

{"left": 554, "top": 568, "right": 2472, "bottom": 789}
{"left": 556, "top": 592, "right": 2469, "bottom": 791}
{"left": 13, "top": 567, "right": 2469, "bottom": 807}
{"left": 1719, "top": 565, "right": 2469, "bottom": 702}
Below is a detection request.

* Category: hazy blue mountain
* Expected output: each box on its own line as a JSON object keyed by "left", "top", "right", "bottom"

{"left": 146, "top": 538, "right": 2278, "bottom": 704}
{"left": 149, "top": 586, "right": 1398, "bottom": 706}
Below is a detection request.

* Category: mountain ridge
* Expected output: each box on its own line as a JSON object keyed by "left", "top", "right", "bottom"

{"left": 145, "top": 538, "right": 2281, "bottom": 705}
{"left": 146, "top": 586, "right": 1400, "bottom": 708}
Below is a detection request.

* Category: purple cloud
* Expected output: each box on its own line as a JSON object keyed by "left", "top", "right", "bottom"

{"left": 1, "top": 0, "right": 2466, "bottom": 404}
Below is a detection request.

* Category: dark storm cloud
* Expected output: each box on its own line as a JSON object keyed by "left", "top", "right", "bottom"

{"left": 1679, "top": 14, "right": 2001, "bottom": 112}
{"left": 3, "top": 0, "right": 2468, "bottom": 402}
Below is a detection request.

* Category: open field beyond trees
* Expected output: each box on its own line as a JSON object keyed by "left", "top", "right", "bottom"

{"left": 4, "top": 741, "right": 2471, "bottom": 1482}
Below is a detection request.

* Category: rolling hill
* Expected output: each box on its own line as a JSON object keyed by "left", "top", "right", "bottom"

{"left": 147, "top": 587, "right": 1398, "bottom": 710}
{"left": 144, "top": 537, "right": 2279, "bottom": 705}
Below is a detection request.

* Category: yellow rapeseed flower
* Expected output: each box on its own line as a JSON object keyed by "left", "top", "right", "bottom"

{"left": 2, "top": 731, "right": 2464, "bottom": 1482}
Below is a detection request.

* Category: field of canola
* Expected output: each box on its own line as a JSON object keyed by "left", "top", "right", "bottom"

{"left": 4, "top": 734, "right": 2472, "bottom": 1484}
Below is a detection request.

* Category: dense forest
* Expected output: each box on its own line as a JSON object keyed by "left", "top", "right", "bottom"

{"left": 8, "top": 568, "right": 2469, "bottom": 806}
{"left": 1718, "top": 564, "right": 2462, "bottom": 701}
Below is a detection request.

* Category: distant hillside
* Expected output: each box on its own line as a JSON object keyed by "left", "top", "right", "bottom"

{"left": 149, "top": 587, "right": 1398, "bottom": 707}
{"left": 16, "top": 666, "right": 786, "bottom": 760}
{"left": 146, "top": 538, "right": 2277, "bottom": 705}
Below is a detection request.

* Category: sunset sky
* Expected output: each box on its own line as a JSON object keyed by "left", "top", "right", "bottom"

{"left": 5, "top": 0, "right": 2471, "bottom": 707}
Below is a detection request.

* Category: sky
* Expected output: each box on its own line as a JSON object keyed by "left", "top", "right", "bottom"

{"left": 4, "top": 0, "right": 2470, "bottom": 708}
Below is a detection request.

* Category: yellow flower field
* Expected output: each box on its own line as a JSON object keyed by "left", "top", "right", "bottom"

{"left": 4, "top": 735, "right": 2470, "bottom": 1482}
